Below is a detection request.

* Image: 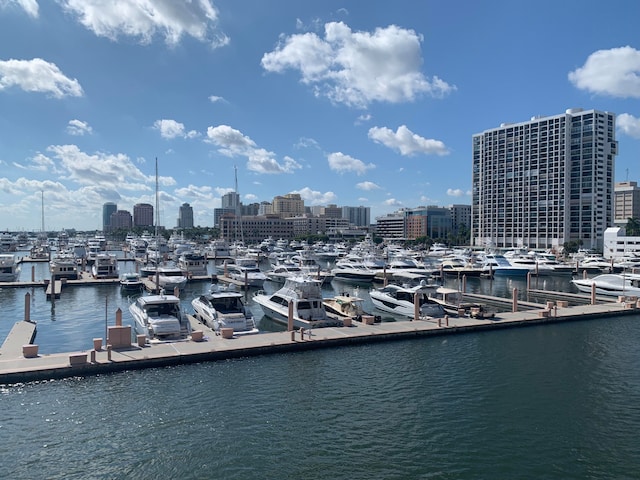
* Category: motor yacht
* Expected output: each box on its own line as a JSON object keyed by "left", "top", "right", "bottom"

{"left": 191, "top": 283, "right": 258, "bottom": 335}
{"left": 120, "top": 272, "right": 144, "bottom": 293}
{"left": 129, "top": 293, "right": 191, "bottom": 341}
{"left": 323, "top": 293, "right": 382, "bottom": 323}
{"left": 50, "top": 251, "right": 79, "bottom": 280}
{"left": 571, "top": 273, "right": 640, "bottom": 297}
{"left": 224, "top": 257, "right": 267, "bottom": 288}
{"left": 369, "top": 280, "right": 440, "bottom": 318}
{"left": 0, "top": 254, "right": 20, "bottom": 282}
{"left": 91, "top": 253, "right": 119, "bottom": 278}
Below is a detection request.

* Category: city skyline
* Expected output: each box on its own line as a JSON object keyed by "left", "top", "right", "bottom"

{"left": 1, "top": 1, "right": 639, "bottom": 231}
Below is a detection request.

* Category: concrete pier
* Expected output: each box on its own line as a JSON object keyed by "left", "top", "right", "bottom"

{"left": 0, "top": 299, "right": 638, "bottom": 385}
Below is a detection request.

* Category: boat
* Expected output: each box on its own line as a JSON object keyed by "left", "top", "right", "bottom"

{"left": 129, "top": 293, "right": 191, "bottom": 341}
{"left": 177, "top": 250, "right": 209, "bottom": 277}
{"left": 331, "top": 261, "right": 377, "bottom": 283}
{"left": 439, "top": 257, "right": 484, "bottom": 277}
{"left": 49, "top": 251, "right": 79, "bottom": 280}
{"left": 253, "top": 275, "right": 340, "bottom": 329}
{"left": 323, "top": 293, "right": 382, "bottom": 323}
{"left": 369, "top": 280, "right": 441, "bottom": 318}
{"left": 91, "top": 253, "right": 119, "bottom": 278}
{"left": 428, "top": 286, "right": 492, "bottom": 317}
{"left": 571, "top": 273, "right": 640, "bottom": 297}
{"left": 264, "top": 263, "right": 305, "bottom": 283}
{"left": 0, "top": 254, "right": 21, "bottom": 282}
{"left": 479, "top": 253, "right": 530, "bottom": 277}
{"left": 191, "top": 283, "right": 258, "bottom": 335}
{"left": 152, "top": 264, "right": 188, "bottom": 290}
{"left": 120, "top": 272, "right": 144, "bottom": 292}
{"left": 224, "top": 257, "right": 267, "bottom": 287}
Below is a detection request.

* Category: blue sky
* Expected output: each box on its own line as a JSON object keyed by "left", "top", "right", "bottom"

{"left": 1, "top": 0, "right": 639, "bottom": 232}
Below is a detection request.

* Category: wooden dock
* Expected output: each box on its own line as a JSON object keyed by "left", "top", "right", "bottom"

{"left": 45, "top": 280, "right": 62, "bottom": 300}
{"left": 1, "top": 296, "right": 639, "bottom": 385}
{"left": 0, "top": 321, "right": 37, "bottom": 358}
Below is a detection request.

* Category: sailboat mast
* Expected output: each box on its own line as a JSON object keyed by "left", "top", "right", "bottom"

{"left": 41, "top": 190, "right": 44, "bottom": 233}
{"left": 155, "top": 157, "right": 159, "bottom": 236}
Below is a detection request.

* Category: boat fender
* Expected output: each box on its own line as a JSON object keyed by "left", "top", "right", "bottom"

{"left": 356, "top": 315, "right": 362, "bottom": 322}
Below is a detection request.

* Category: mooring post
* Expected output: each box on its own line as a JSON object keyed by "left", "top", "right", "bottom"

{"left": 591, "top": 283, "right": 596, "bottom": 305}
{"left": 24, "top": 292, "right": 31, "bottom": 322}
{"left": 512, "top": 287, "right": 518, "bottom": 313}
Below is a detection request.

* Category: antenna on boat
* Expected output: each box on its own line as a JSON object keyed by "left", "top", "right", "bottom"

{"left": 234, "top": 165, "right": 244, "bottom": 244}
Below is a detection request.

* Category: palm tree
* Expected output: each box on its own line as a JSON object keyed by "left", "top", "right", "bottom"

{"left": 626, "top": 217, "right": 640, "bottom": 236}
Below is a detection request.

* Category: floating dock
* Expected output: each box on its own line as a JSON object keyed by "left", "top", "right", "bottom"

{"left": 1, "top": 295, "right": 639, "bottom": 385}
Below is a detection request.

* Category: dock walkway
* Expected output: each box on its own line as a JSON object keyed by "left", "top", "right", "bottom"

{"left": 1, "top": 298, "right": 639, "bottom": 384}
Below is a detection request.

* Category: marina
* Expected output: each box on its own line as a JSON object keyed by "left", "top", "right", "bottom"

{"left": 2, "top": 255, "right": 639, "bottom": 383}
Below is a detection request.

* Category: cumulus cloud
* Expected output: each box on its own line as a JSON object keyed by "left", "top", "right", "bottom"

{"left": 368, "top": 125, "right": 449, "bottom": 156}
{"left": 58, "top": 0, "right": 229, "bottom": 47}
{"left": 46, "top": 144, "right": 156, "bottom": 191}
{"left": 384, "top": 198, "right": 403, "bottom": 207}
{"left": 617, "top": 113, "right": 640, "bottom": 138}
{"left": 446, "top": 188, "right": 467, "bottom": 197}
{"left": 208, "top": 95, "right": 226, "bottom": 103}
{"left": 261, "top": 22, "right": 455, "bottom": 108}
{"left": 569, "top": 46, "right": 640, "bottom": 98}
{"left": 153, "top": 119, "right": 198, "bottom": 139}
{"left": 293, "top": 187, "right": 337, "bottom": 205}
{"left": 174, "top": 184, "right": 213, "bottom": 200}
{"left": 356, "top": 181, "right": 380, "bottom": 191}
{"left": 0, "top": 58, "right": 83, "bottom": 98}
{"left": 67, "top": 119, "right": 93, "bottom": 136}
{"left": 0, "top": 0, "right": 38, "bottom": 17}
{"left": 205, "top": 125, "right": 302, "bottom": 174}
{"left": 327, "top": 152, "right": 375, "bottom": 175}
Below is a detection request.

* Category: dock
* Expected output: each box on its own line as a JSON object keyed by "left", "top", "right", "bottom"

{"left": 1, "top": 295, "right": 639, "bottom": 385}
{"left": 0, "top": 321, "right": 37, "bottom": 358}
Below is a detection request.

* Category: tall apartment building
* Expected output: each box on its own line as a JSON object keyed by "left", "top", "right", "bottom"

{"left": 472, "top": 108, "right": 617, "bottom": 251}
{"left": 102, "top": 202, "right": 117, "bottom": 232}
{"left": 110, "top": 210, "right": 133, "bottom": 230}
{"left": 133, "top": 203, "right": 154, "bottom": 227}
{"left": 342, "top": 206, "right": 371, "bottom": 227}
{"left": 177, "top": 203, "right": 194, "bottom": 228}
{"left": 614, "top": 181, "right": 640, "bottom": 227}
{"left": 450, "top": 204, "right": 472, "bottom": 234}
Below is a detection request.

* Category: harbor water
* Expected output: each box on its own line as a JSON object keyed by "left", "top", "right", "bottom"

{"left": 2, "top": 256, "right": 640, "bottom": 479}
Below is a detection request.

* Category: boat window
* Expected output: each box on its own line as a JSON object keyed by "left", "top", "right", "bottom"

{"left": 298, "top": 301, "right": 311, "bottom": 310}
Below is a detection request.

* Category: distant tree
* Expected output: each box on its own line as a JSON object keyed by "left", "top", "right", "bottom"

{"left": 563, "top": 239, "right": 583, "bottom": 255}
{"left": 626, "top": 217, "right": 640, "bottom": 236}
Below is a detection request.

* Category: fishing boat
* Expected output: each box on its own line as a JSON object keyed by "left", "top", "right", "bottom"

{"left": 129, "top": 293, "right": 191, "bottom": 341}
{"left": 191, "top": 284, "right": 258, "bottom": 335}
{"left": 253, "top": 275, "right": 339, "bottom": 329}
{"left": 323, "top": 293, "right": 382, "bottom": 323}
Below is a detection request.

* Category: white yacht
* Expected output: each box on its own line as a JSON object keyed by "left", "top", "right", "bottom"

{"left": 571, "top": 273, "right": 640, "bottom": 297}
{"left": 129, "top": 293, "right": 191, "bottom": 341}
{"left": 369, "top": 281, "right": 440, "bottom": 318}
{"left": 331, "top": 260, "right": 377, "bottom": 283}
{"left": 253, "top": 276, "right": 339, "bottom": 329}
{"left": 191, "top": 284, "right": 258, "bottom": 335}
{"left": 153, "top": 264, "right": 188, "bottom": 290}
{"left": 479, "top": 254, "right": 530, "bottom": 277}
{"left": 323, "top": 294, "right": 382, "bottom": 324}
{"left": 91, "top": 253, "right": 119, "bottom": 278}
{"left": 177, "top": 250, "right": 209, "bottom": 277}
{"left": 224, "top": 257, "right": 267, "bottom": 287}
{"left": 120, "top": 272, "right": 144, "bottom": 293}
{"left": 428, "top": 287, "right": 489, "bottom": 316}
{"left": 0, "top": 254, "right": 20, "bottom": 282}
{"left": 50, "top": 252, "right": 79, "bottom": 280}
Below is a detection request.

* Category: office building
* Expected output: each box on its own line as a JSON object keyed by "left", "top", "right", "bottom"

{"left": 342, "top": 206, "right": 371, "bottom": 228}
{"left": 110, "top": 210, "right": 133, "bottom": 230}
{"left": 272, "top": 193, "right": 304, "bottom": 217}
{"left": 472, "top": 108, "right": 617, "bottom": 251}
{"left": 133, "top": 203, "right": 154, "bottom": 227}
{"left": 614, "top": 181, "right": 640, "bottom": 227}
{"left": 177, "top": 203, "right": 194, "bottom": 228}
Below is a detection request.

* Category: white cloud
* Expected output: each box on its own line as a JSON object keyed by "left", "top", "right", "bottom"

{"left": 293, "top": 187, "right": 337, "bottom": 205}
{"left": 205, "top": 125, "right": 302, "bottom": 174}
{"left": 446, "top": 188, "right": 466, "bottom": 197}
{"left": 356, "top": 181, "right": 380, "bottom": 191}
{"left": 0, "top": 58, "right": 83, "bottom": 98}
{"left": 46, "top": 144, "right": 154, "bottom": 190}
{"left": 67, "top": 119, "right": 93, "bottom": 136}
{"left": 368, "top": 125, "right": 449, "bottom": 156}
{"left": 617, "top": 113, "right": 640, "bottom": 139}
{"left": 153, "top": 119, "right": 198, "bottom": 139}
{"left": 174, "top": 184, "right": 213, "bottom": 200}
{"left": 261, "top": 22, "right": 455, "bottom": 108}
{"left": 208, "top": 95, "right": 226, "bottom": 103}
{"left": 568, "top": 46, "right": 640, "bottom": 98}
{"left": 0, "top": 0, "right": 38, "bottom": 17}
{"left": 327, "top": 152, "right": 375, "bottom": 175}
{"left": 58, "top": 0, "right": 229, "bottom": 47}
{"left": 384, "top": 198, "right": 403, "bottom": 207}
{"left": 244, "top": 193, "right": 258, "bottom": 202}
{"left": 355, "top": 113, "right": 372, "bottom": 125}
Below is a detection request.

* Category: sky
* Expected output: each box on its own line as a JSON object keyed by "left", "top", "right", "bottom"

{"left": 1, "top": 0, "right": 640, "bottom": 232}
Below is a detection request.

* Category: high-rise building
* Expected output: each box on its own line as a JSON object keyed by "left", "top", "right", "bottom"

{"left": 272, "top": 193, "right": 304, "bottom": 217}
{"left": 472, "top": 108, "right": 617, "bottom": 251}
{"left": 342, "top": 206, "right": 371, "bottom": 227}
{"left": 110, "top": 210, "right": 133, "bottom": 230}
{"left": 177, "top": 203, "right": 194, "bottom": 228}
{"left": 102, "top": 202, "right": 117, "bottom": 232}
{"left": 614, "top": 181, "right": 640, "bottom": 227}
{"left": 133, "top": 203, "right": 154, "bottom": 227}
